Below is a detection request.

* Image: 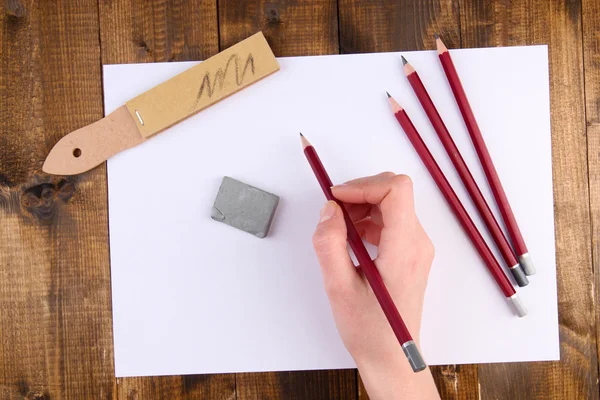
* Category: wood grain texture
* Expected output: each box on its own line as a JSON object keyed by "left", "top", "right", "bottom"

{"left": 99, "top": 0, "right": 219, "bottom": 64}
{"left": 338, "top": 0, "right": 461, "bottom": 54}
{"left": 338, "top": 1, "right": 477, "bottom": 399}
{"left": 0, "top": 0, "right": 115, "bottom": 399}
{"left": 583, "top": 0, "right": 600, "bottom": 121}
{"left": 236, "top": 370, "right": 357, "bottom": 399}
{"left": 98, "top": 2, "right": 234, "bottom": 399}
{"left": 116, "top": 374, "right": 235, "bottom": 400}
{"left": 218, "top": 0, "right": 339, "bottom": 56}
{"left": 459, "top": 0, "right": 598, "bottom": 398}
{"left": 582, "top": 0, "right": 600, "bottom": 380}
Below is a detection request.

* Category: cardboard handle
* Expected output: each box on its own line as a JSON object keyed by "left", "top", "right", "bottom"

{"left": 43, "top": 32, "right": 280, "bottom": 175}
{"left": 125, "top": 32, "right": 280, "bottom": 138}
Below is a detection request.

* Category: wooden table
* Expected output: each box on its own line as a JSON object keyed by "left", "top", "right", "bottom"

{"left": 1, "top": 0, "right": 598, "bottom": 398}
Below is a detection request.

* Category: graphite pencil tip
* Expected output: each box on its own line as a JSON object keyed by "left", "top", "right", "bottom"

{"left": 386, "top": 91, "right": 391, "bottom": 98}
{"left": 386, "top": 92, "right": 402, "bottom": 113}
{"left": 300, "top": 133, "right": 311, "bottom": 149}
{"left": 401, "top": 55, "right": 408, "bottom": 66}
{"left": 434, "top": 32, "right": 439, "bottom": 40}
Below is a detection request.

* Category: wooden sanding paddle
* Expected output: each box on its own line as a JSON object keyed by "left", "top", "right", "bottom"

{"left": 43, "top": 32, "right": 280, "bottom": 175}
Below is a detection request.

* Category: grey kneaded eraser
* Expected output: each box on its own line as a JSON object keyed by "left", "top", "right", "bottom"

{"left": 211, "top": 176, "right": 280, "bottom": 238}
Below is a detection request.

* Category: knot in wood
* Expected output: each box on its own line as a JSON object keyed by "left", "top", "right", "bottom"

{"left": 20, "top": 179, "right": 75, "bottom": 223}
{"left": 28, "top": 392, "right": 51, "bottom": 400}
{"left": 0, "top": 185, "right": 9, "bottom": 209}
{"left": 56, "top": 179, "right": 75, "bottom": 202}
{"left": 138, "top": 39, "right": 151, "bottom": 54}
{"left": 266, "top": 7, "right": 281, "bottom": 23}
{"left": 5, "top": 0, "right": 25, "bottom": 18}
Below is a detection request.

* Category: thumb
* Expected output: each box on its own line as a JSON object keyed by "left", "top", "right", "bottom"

{"left": 313, "top": 201, "right": 361, "bottom": 296}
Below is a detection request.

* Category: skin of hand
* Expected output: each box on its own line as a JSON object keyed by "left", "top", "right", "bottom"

{"left": 312, "top": 172, "right": 440, "bottom": 400}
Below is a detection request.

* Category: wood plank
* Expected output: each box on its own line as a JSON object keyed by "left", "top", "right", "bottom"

{"left": 459, "top": 0, "right": 598, "bottom": 398}
{"left": 338, "top": 1, "right": 477, "bottom": 399}
{"left": 97, "top": 2, "right": 233, "bottom": 399}
{"left": 338, "top": 0, "right": 461, "bottom": 54}
{"left": 582, "top": 0, "right": 600, "bottom": 381}
{"left": 218, "top": 0, "right": 338, "bottom": 56}
{"left": 116, "top": 375, "right": 235, "bottom": 400}
{"left": 236, "top": 370, "right": 357, "bottom": 400}
{"left": 99, "top": 0, "right": 219, "bottom": 64}
{"left": 217, "top": 0, "right": 351, "bottom": 397}
{"left": 0, "top": 1, "right": 115, "bottom": 399}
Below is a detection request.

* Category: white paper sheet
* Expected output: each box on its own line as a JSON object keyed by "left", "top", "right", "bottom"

{"left": 104, "top": 45, "right": 558, "bottom": 378}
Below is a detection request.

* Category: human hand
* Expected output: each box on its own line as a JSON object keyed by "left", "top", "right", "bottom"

{"left": 312, "top": 172, "right": 439, "bottom": 399}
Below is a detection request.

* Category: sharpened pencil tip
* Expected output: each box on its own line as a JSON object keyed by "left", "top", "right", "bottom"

{"left": 401, "top": 55, "right": 408, "bottom": 66}
{"left": 435, "top": 35, "right": 448, "bottom": 54}
{"left": 434, "top": 32, "right": 439, "bottom": 40}
{"left": 300, "top": 133, "right": 311, "bottom": 149}
{"left": 386, "top": 91, "right": 391, "bottom": 98}
{"left": 386, "top": 92, "right": 402, "bottom": 113}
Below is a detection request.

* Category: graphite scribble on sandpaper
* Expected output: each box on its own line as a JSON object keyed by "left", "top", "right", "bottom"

{"left": 196, "top": 53, "right": 256, "bottom": 105}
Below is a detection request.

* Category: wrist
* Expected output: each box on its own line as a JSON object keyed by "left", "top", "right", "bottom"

{"left": 355, "top": 342, "right": 438, "bottom": 400}
{"left": 349, "top": 317, "right": 422, "bottom": 377}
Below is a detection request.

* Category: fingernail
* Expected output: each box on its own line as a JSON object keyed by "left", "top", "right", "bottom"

{"left": 331, "top": 184, "right": 346, "bottom": 190}
{"left": 320, "top": 201, "right": 337, "bottom": 222}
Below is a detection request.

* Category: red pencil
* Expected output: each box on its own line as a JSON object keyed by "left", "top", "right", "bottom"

{"left": 300, "top": 133, "right": 426, "bottom": 372}
{"left": 435, "top": 35, "right": 536, "bottom": 276}
{"left": 386, "top": 94, "right": 526, "bottom": 317}
{"left": 401, "top": 56, "right": 529, "bottom": 287}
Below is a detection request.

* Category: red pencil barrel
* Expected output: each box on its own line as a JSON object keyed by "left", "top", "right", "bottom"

{"left": 406, "top": 71, "right": 520, "bottom": 269}
{"left": 393, "top": 109, "right": 515, "bottom": 297}
{"left": 438, "top": 51, "right": 528, "bottom": 256}
{"left": 303, "top": 145, "right": 414, "bottom": 345}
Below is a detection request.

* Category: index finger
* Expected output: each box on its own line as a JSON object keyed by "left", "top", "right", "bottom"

{"left": 331, "top": 173, "right": 416, "bottom": 229}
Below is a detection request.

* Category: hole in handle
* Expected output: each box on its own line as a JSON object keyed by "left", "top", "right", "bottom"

{"left": 73, "top": 148, "right": 82, "bottom": 158}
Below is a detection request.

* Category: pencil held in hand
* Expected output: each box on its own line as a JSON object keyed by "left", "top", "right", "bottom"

{"left": 401, "top": 56, "right": 529, "bottom": 287}
{"left": 386, "top": 93, "right": 527, "bottom": 317}
{"left": 435, "top": 35, "right": 536, "bottom": 276}
{"left": 300, "top": 133, "right": 427, "bottom": 372}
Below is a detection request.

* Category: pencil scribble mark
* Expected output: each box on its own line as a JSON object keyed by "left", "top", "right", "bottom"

{"left": 195, "top": 53, "right": 255, "bottom": 106}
